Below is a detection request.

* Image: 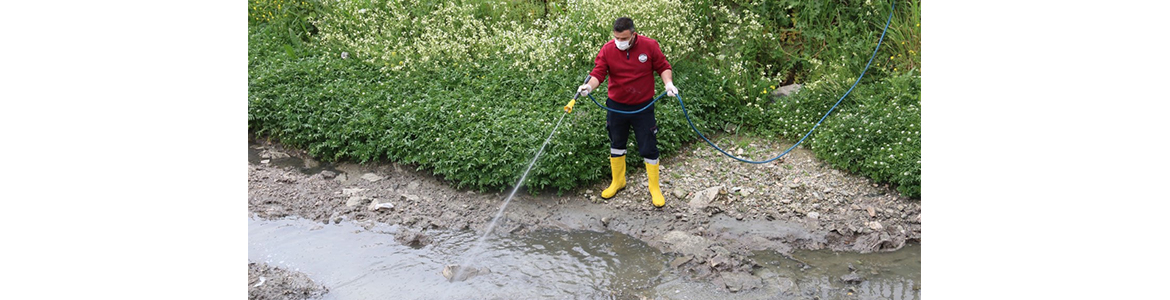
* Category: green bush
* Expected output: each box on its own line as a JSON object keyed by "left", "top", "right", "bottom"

{"left": 248, "top": 0, "right": 922, "bottom": 197}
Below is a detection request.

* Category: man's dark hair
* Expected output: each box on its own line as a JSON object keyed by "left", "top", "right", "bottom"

{"left": 613, "top": 17, "right": 635, "bottom": 33}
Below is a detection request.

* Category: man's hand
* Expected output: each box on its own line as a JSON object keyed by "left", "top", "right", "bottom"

{"left": 577, "top": 84, "right": 593, "bottom": 97}
{"left": 664, "top": 82, "right": 679, "bottom": 97}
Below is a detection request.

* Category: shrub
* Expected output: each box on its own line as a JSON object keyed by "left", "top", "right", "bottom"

{"left": 248, "top": 0, "right": 922, "bottom": 197}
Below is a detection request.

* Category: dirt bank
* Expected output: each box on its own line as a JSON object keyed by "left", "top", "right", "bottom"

{"left": 248, "top": 134, "right": 920, "bottom": 293}
{"left": 248, "top": 262, "right": 328, "bottom": 300}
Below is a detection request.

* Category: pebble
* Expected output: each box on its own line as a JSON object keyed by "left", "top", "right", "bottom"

{"left": 345, "top": 196, "right": 368, "bottom": 207}
{"left": 360, "top": 173, "right": 384, "bottom": 182}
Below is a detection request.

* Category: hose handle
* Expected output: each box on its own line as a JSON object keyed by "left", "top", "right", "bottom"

{"left": 565, "top": 75, "right": 591, "bottom": 114}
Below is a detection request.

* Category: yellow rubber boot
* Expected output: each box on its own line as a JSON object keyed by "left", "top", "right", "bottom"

{"left": 646, "top": 162, "right": 665, "bottom": 207}
{"left": 601, "top": 156, "right": 626, "bottom": 199}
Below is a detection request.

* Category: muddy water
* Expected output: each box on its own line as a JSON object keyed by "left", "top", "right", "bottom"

{"left": 248, "top": 144, "right": 337, "bottom": 175}
{"left": 249, "top": 216, "right": 919, "bottom": 299}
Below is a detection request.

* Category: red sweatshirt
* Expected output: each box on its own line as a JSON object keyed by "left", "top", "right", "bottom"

{"left": 589, "top": 34, "right": 672, "bottom": 105}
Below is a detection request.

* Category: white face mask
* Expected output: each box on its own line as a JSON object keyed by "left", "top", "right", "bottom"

{"left": 615, "top": 38, "right": 631, "bottom": 50}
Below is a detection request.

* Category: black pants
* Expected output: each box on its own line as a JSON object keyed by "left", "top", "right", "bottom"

{"left": 606, "top": 98, "right": 658, "bottom": 160}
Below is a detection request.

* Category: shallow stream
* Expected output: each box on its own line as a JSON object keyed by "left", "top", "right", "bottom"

{"left": 249, "top": 215, "right": 919, "bottom": 299}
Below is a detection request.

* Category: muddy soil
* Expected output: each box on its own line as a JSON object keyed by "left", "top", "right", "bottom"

{"left": 248, "top": 134, "right": 920, "bottom": 295}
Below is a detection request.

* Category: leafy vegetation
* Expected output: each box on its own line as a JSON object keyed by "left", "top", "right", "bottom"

{"left": 248, "top": 0, "right": 922, "bottom": 197}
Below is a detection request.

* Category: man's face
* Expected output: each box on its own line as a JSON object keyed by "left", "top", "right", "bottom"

{"left": 612, "top": 30, "right": 635, "bottom": 43}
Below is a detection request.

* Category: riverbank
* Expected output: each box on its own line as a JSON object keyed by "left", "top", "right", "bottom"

{"left": 247, "top": 134, "right": 920, "bottom": 294}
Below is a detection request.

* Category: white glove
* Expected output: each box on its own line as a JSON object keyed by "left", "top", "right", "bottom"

{"left": 665, "top": 82, "right": 679, "bottom": 97}
{"left": 577, "top": 84, "right": 593, "bottom": 97}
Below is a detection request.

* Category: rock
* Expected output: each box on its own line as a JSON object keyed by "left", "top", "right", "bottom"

{"left": 851, "top": 204, "right": 861, "bottom": 210}
{"left": 402, "top": 194, "right": 420, "bottom": 202}
{"left": 689, "top": 186, "right": 722, "bottom": 210}
{"left": 396, "top": 230, "right": 433, "bottom": 248}
{"left": 807, "top": 212, "right": 820, "bottom": 220}
{"left": 670, "top": 256, "right": 692, "bottom": 269}
{"left": 709, "top": 254, "right": 732, "bottom": 270}
{"left": 334, "top": 173, "right": 348, "bottom": 182}
{"left": 320, "top": 170, "right": 337, "bottom": 179}
{"left": 897, "top": 204, "right": 906, "bottom": 211}
{"left": 775, "top": 84, "right": 802, "bottom": 97}
{"left": 342, "top": 188, "right": 366, "bottom": 196}
{"left": 585, "top": 189, "right": 593, "bottom": 195}
{"left": 721, "top": 272, "right": 763, "bottom": 293}
{"left": 407, "top": 181, "right": 420, "bottom": 191}
{"left": 304, "top": 157, "right": 320, "bottom": 169}
{"left": 841, "top": 272, "right": 864, "bottom": 284}
{"left": 360, "top": 173, "right": 384, "bottom": 182}
{"left": 260, "top": 159, "right": 270, "bottom": 164}
{"left": 442, "top": 264, "right": 490, "bottom": 282}
{"left": 368, "top": 198, "right": 394, "bottom": 211}
{"left": 345, "top": 196, "right": 368, "bottom": 207}
{"left": 867, "top": 207, "right": 876, "bottom": 217}
{"left": 867, "top": 221, "right": 883, "bottom": 230}
{"left": 672, "top": 189, "right": 686, "bottom": 198}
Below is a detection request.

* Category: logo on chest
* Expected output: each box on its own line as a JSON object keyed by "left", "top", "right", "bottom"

{"left": 638, "top": 53, "right": 648, "bottom": 63}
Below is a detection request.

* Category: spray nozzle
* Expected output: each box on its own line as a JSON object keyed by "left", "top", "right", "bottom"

{"left": 563, "top": 98, "right": 576, "bottom": 114}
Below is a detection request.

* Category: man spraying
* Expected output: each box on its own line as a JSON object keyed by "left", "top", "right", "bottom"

{"left": 575, "top": 17, "right": 679, "bottom": 208}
